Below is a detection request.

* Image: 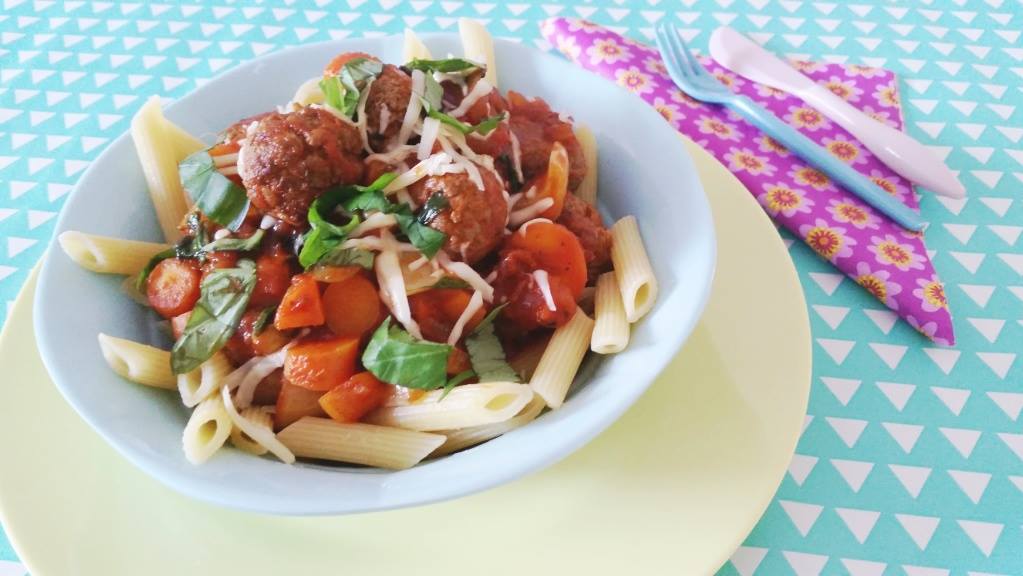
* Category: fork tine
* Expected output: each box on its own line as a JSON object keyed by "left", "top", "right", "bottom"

{"left": 655, "top": 22, "right": 694, "bottom": 80}
{"left": 675, "top": 33, "right": 713, "bottom": 80}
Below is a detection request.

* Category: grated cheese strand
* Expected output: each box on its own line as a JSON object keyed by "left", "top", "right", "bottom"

{"left": 509, "top": 197, "right": 554, "bottom": 227}
{"left": 418, "top": 116, "right": 441, "bottom": 161}
{"left": 436, "top": 251, "right": 495, "bottom": 302}
{"left": 508, "top": 128, "right": 525, "bottom": 184}
{"left": 447, "top": 79, "right": 494, "bottom": 118}
{"left": 356, "top": 77, "right": 376, "bottom": 154}
{"left": 383, "top": 152, "right": 456, "bottom": 194}
{"left": 221, "top": 385, "right": 296, "bottom": 464}
{"left": 376, "top": 229, "right": 423, "bottom": 339}
{"left": 532, "top": 269, "right": 557, "bottom": 312}
{"left": 447, "top": 290, "right": 485, "bottom": 345}
{"left": 350, "top": 212, "right": 398, "bottom": 237}
{"left": 397, "top": 70, "right": 425, "bottom": 145}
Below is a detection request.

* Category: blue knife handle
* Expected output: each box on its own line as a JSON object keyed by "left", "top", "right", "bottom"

{"left": 728, "top": 95, "right": 925, "bottom": 232}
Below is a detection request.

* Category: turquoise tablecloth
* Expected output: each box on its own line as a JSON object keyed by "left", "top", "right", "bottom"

{"left": 1, "top": 1, "right": 1022, "bottom": 574}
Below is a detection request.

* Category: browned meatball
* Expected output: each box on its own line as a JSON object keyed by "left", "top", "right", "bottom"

{"left": 239, "top": 107, "right": 364, "bottom": 226}
{"left": 507, "top": 91, "right": 587, "bottom": 191}
{"left": 408, "top": 168, "right": 508, "bottom": 264}
{"left": 365, "top": 64, "right": 411, "bottom": 149}
{"left": 558, "top": 194, "right": 612, "bottom": 277}
{"left": 220, "top": 111, "right": 273, "bottom": 143}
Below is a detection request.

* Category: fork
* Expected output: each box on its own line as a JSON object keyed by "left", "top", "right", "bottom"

{"left": 654, "top": 23, "right": 925, "bottom": 232}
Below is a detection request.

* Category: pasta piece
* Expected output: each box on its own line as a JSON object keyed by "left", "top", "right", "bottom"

{"left": 610, "top": 216, "right": 659, "bottom": 322}
{"left": 291, "top": 76, "right": 325, "bottom": 107}
{"left": 590, "top": 272, "right": 630, "bottom": 354}
{"left": 529, "top": 309, "right": 594, "bottom": 408}
{"left": 277, "top": 417, "right": 445, "bottom": 470}
{"left": 58, "top": 231, "right": 172, "bottom": 275}
{"left": 182, "top": 395, "right": 233, "bottom": 465}
{"left": 458, "top": 17, "right": 497, "bottom": 87}
{"left": 97, "top": 333, "right": 176, "bottom": 390}
{"left": 574, "top": 124, "right": 598, "bottom": 205}
{"left": 432, "top": 394, "right": 546, "bottom": 456}
{"left": 177, "top": 352, "right": 232, "bottom": 408}
{"left": 229, "top": 406, "right": 273, "bottom": 456}
{"left": 130, "top": 96, "right": 190, "bottom": 241}
{"left": 364, "top": 382, "right": 533, "bottom": 431}
{"left": 221, "top": 385, "right": 296, "bottom": 464}
{"left": 402, "top": 28, "right": 432, "bottom": 62}
{"left": 163, "top": 119, "right": 207, "bottom": 159}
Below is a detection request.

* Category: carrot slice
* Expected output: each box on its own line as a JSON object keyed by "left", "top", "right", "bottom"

{"left": 318, "top": 372, "right": 391, "bottom": 423}
{"left": 283, "top": 336, "right": 360, "bottom": 391}
{"left": 274, "top": 273, "right": 325, "bottom": 330}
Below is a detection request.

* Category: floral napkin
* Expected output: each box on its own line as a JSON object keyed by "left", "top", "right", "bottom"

{"left": 541, "top": 18, "right": 954, "bottom": 346}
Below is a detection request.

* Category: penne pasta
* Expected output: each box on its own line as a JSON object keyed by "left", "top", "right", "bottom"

{"left": 590, "top": 272, "right": 630, "bottom": 354}
{"left": 229, "top": 406, "right": 273, "bottom": 456}
{"left": 163, "top": 118, "right": 207, "bottom": 159}
{"left": 97, "top": 333, "right": 177, "bottom": 390}
{"left": 432, "top": 394, "right": 546, "bottom": 457}
{"left": 458, "top": 17, "right": 497, "bottom": 87}
{"left": 130, "top": 96, "right": 191, "bottom": 242}
{"left": 277, "top": 417, "right": 445, "bottom": 470}
{"left": 182, "top": 395, "right": 233, "bottom": 465}
{"left": 402, "top": 28, "right": 432, "bottom": 62}
{"left": 574, "top": 124, "right": 598, "bottom": 205}
{"left": 291, "top": 76, "right": 325, "bottom": 107}
{"left": 611, "top": 215, "right": 659, "bottom": 323}
{"left": 221, "top": 385, "right": 296, "bottom": 464}
{"left": 177, "top": 352, "right": 232, "bottom": 408}
{"left": 529, "top": 309, "right": 594, "bottom": 409}
{"left": 58, "top": 231, "right": 172, "bottom": 275}
{"left": 365, "top": 382, "right": 534, "bottom": 431}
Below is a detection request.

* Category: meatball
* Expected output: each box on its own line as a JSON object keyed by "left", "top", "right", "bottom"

{"left": 507, "top": 91, "right": 587, "bottom": 191}
{"left": 447, "top": 77, "right": 512, "bottom": 160}
{"left": 558, "top": 194, "right": 612, "bottom": 277}
{"left": 220, "top": 111, "right": 273, "bottom": 143}
{"left": 365, "top": 64, "right": 411, "bottom": 148}
{"left": 239, "top": 107, "right": 364, "bottom": 226}
{"left": 407, "top": 168, "right": 508, "bottom": 264}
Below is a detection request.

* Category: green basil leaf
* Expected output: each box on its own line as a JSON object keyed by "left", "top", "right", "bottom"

{"left": 362, "top": 318, "right": 452, "bottom": 390}
{"left": 343, "top": 189, "right": 392, "bottom": 213}
{"left": 299, "top": 173, "right": 399, "bottom": 269}
{"left": 171, "top": 262, "right": 257, "bottom": 374}
{"left": 298, "top": 217, "right": 360, "bottom": 269}
{"left": 317, "top": 246, "right": 375, "bottom": 269}
{"left": 440, "top": 369, "right": 476, "bottom": 399}
{"left": 421, "top": 73, "right": 444, "bottom": 113}
{"left": 418, "top": 192, "right": 449, "bottom": 226}
{"left": 201, "top": 229, "right": 265, "bottom": 253}
{"left": 321, "top": 57, "right": 384, "bottom": 117}
{"left": 431, "top": 277, "right": 470, "bottom": 290}
{"left": 465, "top": 304, "right": 518, "bottom": 383}
{"left": 252, "top": 306, "right": 276, "bottom": 335}
{"left": 427, "top": 109, "right": 506, "bottom": 136}
{"left": 406, "top": 57, "right": 484, "bottom": 75}
{"left": 394, "top": 211, "right": 447, "bottom": 259}
{"left": 179, "top": 150, "right": 250, "bottom": 231}
{"left": 470, "top": 114, "right": 505, "bottom": 136}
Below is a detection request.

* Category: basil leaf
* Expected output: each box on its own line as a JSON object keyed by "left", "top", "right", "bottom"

{"left": 179, "top": 150, "right": 250, "bottom": 231}
{"left": 394, "top": 210, "right": 447, "bottom": 259}
{"left": 134, "top": 215, "right": 211, "bottom": 291}
{"left": 440, "top": 369, "right": 476, "bottom": 399}
{"left": 171, "top": 261, "right": 257, "bottom": 374}
{"left": 362, "top": 318, "right": 452, "bottom": 390}
{"left": 299, "top": 173, "right": 399, "bottom": 268}
{"left": 469, "top": 114, "right": 505, "bottom": 136}
{"left": 422, "top": 73, "right": 444, "bottom": 112}
{"left": 418, "top": 193, "right": 449, "bottom": 226}
{"left": 343, "top": 189, "right": 392, "bottom": 213}
{"left": 201, "top": 229, "right": 265, "bottom": 253}
{"left": 431, "top": 277, "right": 470, "bottom": 290}
{"left": 465, "top": 304, "right": 518, "bottom": 383}
{"left": 320, "top": 57, "right": 384, "bottom": 117}
{"left": 406, "top": 57, "right": 484, "bottom": 75}
{"left": 317, "top": 246, "right": 375, "bottom": 269}
{"left": 252, "top": 306, "right": 275, "bottom": 335}
{"left": 428, "top": 108, "right": 506, "bottom": 136}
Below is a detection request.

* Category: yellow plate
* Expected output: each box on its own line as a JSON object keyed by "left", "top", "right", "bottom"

{"left": 0, "top": 140, "right": 810, "bottom": 576}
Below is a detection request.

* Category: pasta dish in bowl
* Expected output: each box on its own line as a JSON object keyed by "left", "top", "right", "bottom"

{"left": 35, "top": 22, "right": 715, "bottom": 514}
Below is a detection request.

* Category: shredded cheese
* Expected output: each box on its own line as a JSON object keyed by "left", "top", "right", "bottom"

{"left": 375, "top": 229, "right": 423, "bottom": 339}
{"left": 366, "top": 144, "right": 415, "bottom": 165}
{"left": 438, "top": 134, "right": 484, "bottom": 191}
{"left": 508, "top": 128, "right": 525, "bottom": 184}
{"left": 233, "top": 346, "right": 290, "bottom": 408}
{"left": 213, "top": 228, "right": 231, "bottom": 240}
{"left": 212, "top": 152, "right": 238, "bottom": 167}
{"left": 383, "top": 152, "right": 456, "bottom": 194}
{"left": 314, "top": 103, "right": 359, "bottom": 128}
{"left": 220, "top": 385, "right": 296, "bottom": 464}
{"left": 395, "top": 188, "right": 418, "bottom": 210}
{"left": 447, "top": 290, "right": 485, "bottom": 345}
{"left": 378, "top": 103, "right": 391, "bottom": 135}
{"left": 397, "top": 69, "right": 425, "bottom": 145}
{"left": 436, "top": 251, "right": 495, "bottom": 302}
{"left": 259, "top": 214, "right": 277, "bottom": 230}
{"left": 509, "top": 197, "right": 554, "bottom": 227}
{"left": 356, "top": 77, "right": 376, "bottom": 154}
{"left": 418, "top": 116, "right": 441, "bottom": 160}
{"left": 447, "top": 79, "right": 494, "bottom": 118}
{"left": 532, "top": 269, "right": 557, "bottom": 312}
{"left": 217, "top": 165, "right": 238, "bottom": 176}
{"left": 518, "top": 217, "right": 554, "bottom": 234}
{"left": 350, "top": 212, "right": 398, "bottom": 237}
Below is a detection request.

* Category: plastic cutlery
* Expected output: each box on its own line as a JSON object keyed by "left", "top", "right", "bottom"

{"left": 709, "top": 26, "right": 965, "bottom": 199}
{"left": 654, "top": 23, "right": 925, "bottom": 231}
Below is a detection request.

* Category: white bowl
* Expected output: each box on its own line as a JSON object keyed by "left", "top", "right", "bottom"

{"left": 34, "top": 35, "right": 716, "bottom": 515}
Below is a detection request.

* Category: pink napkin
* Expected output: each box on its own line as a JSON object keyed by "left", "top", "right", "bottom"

{"left": 542, "top": 18, "right": 954, "bottom": 345}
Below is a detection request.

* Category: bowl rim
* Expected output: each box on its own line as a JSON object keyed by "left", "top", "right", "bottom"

{"left": 33, "top": 33, "right": 717, "bottom": 515}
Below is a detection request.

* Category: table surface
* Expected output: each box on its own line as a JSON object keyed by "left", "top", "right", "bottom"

{"left": 1, "top": 1, "right": 1021, "bottom": 574}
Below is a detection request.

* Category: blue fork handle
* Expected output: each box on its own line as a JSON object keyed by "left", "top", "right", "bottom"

{"left": 728, "top": 96, "right": 925, "bottom": 232}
